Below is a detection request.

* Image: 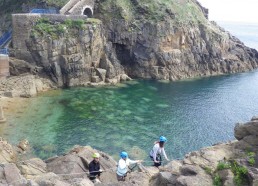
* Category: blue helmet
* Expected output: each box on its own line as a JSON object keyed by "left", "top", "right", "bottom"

{"left": 159, "top": 136, "right": 167, "bottom": 142}
{"left": 120, "top": 151, "right": 128, "bottom": 158}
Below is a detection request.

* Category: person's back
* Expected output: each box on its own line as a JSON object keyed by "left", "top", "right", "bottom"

{"left": 116, "top": 151, "right": 142, "bottom": 181}
{"left": 89, "top": 153, "right": 102, "bottom": 183}
{"left": 149, "top": 136, "right": 169, "bottom": 167}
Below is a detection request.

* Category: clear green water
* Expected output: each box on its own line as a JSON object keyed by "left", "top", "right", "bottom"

{"left": 1, "top": 70, "right": 258, "bottom": 163}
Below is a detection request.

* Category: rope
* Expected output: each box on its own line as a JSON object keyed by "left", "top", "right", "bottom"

{"left": 1, "top": 161, "right": 158, "bottom": 186}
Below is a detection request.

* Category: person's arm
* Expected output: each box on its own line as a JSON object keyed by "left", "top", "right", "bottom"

{"left": 161, "top": 148, "right": 169, "bottom": 161}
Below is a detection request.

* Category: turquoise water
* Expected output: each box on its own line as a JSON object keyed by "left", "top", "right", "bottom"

{"left": 1, "top": 70, "right": 258, "bottom": 162}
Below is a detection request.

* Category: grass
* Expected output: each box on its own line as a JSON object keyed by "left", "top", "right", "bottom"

{"left": 216, "top": 162, "right": 231, "bottom": 171}
{"left": 96, "top": 0, "right": 208, "bottom": 25}
{"left": 213, "top": 174, "right": 223, "bottom": 186}
{"left": 230, "top": 160, "right": 249, "bottom": 186}
{"left": 32, "top": 18, "right": 97, "bottom": 39}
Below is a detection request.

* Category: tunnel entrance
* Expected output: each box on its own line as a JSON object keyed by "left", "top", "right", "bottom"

{"left": 83, "top": 8, "right": 93, "bottom": 18}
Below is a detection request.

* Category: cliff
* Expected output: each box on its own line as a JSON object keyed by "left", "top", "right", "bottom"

{"left": 5, "top": 0, "right": 258, "bottom": 87}
{"left": 93, "top": 0, "right": 258, "bottom": 80}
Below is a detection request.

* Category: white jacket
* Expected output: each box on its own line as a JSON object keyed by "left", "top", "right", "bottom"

{"left": 150, "top": 143, "right": 168, "bottom": 161}
{"left": 116, "top": 158, "right": 137, "bottom": 176}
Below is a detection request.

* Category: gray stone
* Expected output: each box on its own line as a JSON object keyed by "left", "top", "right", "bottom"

{"left": 95, "top": 68, "right": 107, "bottom": 82}
{"left": 17, "top": 158, "right": 47, "bottom": 179}
{"left": 91, "top": 76, "right": 101, "bottom": 83}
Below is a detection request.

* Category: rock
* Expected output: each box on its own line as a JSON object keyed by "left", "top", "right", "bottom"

{"left": 17, "top": 139, "right": 30, "bottom": 151}
{"left": 0, "top": 137, "right": 16, "bottom": 163}
{"left": 33, "top": 172, "right": 69, "bottom": 186}
{"left": 96, "top": 68, "right": 107, "bottom": 82}
{"left": 217, "top": 169, "right": 234, "bottom": 186}
{"left": 251, "top": 116, "right": 258, "bottom": 121}
{"left": 149, "top": 172, "right": 178, "bottom": 186}
{"left": 0, "top": 74, "right": 54, "bottom": 97}
{"left": 46, "top": 154, "right": 88, "bottom": 179}
{"left": 0, "top": 106, "right": 6, "bottom": 123}
{"left": 69, "top": 178, "right": 94, "bottom": 186}
{"left": 180, "top": 165, "right": 201, "bottom": 176}
{"left": 17, "top": 158, "right": 47, "bottom": 179}
{"left": 120, "top": 74, "right": 132, "bottom": 81}
{"left": 91, "top": 76, "right": 101, "bottom": 83}
{"left": 9, "top": 57, "right": 37, "bottom": 76}
{"left": 2, "top": 163, "right": 27, "bottom": 185}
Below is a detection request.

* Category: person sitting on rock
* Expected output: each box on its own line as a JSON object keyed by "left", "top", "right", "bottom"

{"left": 116, "top": 151, "right": 142, "bottom": 181}
{"left": 149, "top": 136, "right": 169, "bottom": 167}
{"left": 89, "top": 152, "right": 103, "bottom": 183}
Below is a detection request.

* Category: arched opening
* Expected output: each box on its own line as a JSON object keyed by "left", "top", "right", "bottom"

{"left": 83, "top": 8, "right": 93, "bottom": 18}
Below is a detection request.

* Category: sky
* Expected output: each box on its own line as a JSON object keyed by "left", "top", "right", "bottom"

{"left": 197, "top": 0, "right": 258, "bottom": 23}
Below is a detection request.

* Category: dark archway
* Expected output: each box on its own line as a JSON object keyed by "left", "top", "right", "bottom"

{"left": 83, "top": 8, "right": 93, "bottom": 18}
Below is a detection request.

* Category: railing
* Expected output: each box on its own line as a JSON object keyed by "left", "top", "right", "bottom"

{"left": 0, "top": 29, "right": 12, "bottom": 48}
{"left": 30, "top": 8, "right": 58, "bottom": 14}
{"left": 0, "top": 48, "right": 9, "bottom": 55}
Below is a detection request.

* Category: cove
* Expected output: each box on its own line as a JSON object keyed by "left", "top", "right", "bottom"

{"left": 1, "top": 70, "right": 258, "bottom": 162}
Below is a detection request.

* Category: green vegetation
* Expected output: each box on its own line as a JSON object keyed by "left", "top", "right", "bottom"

{"left": 247, "top": 151, "right": 256, "bottom": 166}
{"left": 230, "top": 160, "right": 249, "bottom": 186}
{"left": 216, "top": 162, "right": 231, "bottom": 171}
{"left": 211, "top": 160, "right": 250, "bottom": 186}
{"left": 204, "top": 166, "right": 212, "bottom": 175}
{"left": 64, "top": 19, "right": 84, "bottom": 29}
{"left": 96, "top": 0, "right": 208, "bottom": 25}
{"left": 32, "top": 18, "right": 96, "bottom": 39}
{"left": 213, "top": 174, "right": 223, "bottom": 186}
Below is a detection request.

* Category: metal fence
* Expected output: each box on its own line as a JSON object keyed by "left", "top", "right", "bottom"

{"left": 30, "top": 8, "right": 58, "bottom": 14}
{"left": 0, "top": 48, "right": 9, "bottom": 55}
{"left": 0, "top": 29, "right": 12, "bottom": 48}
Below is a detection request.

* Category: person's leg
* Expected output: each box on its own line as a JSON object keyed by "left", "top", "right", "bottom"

{"left": 117, "top": 174, "right": 125, "bottom": 181}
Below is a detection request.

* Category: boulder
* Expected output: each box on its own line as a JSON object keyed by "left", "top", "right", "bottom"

{"left": 17, "top": 139, "right": 30, "bottom": 151}
{"left": 17, "top": 158, "right": 47, "bottom": 179}
{"left": 0, "top": 138, "right": 16, "bottom": 163}
{"left": 33, "top": 172, "right": 69, "bottom": 186}
{"left": 46, "top": 154, "right": 88, "bottom": 179}
{"left": 217, "top": 169, "right": 234, "bottom": 186}
{"left": 149, "top": 172, "right": 178, "bottom": 186}
{"left": 2, "top": 163, "right": 27, "bottom": 185}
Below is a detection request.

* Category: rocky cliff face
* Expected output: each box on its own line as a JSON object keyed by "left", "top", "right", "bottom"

{"left": 93, "top": 0, "right": 258, "bottom": 80}
{"left": 23, "top": 18, "right": 130, "bottom": 87}
{"left": 8, "top": 0, "right": 258, "bottom": 87}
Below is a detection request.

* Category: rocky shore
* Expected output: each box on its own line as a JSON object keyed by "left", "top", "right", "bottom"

{"left": 0, "top": 116, "right": 258, "bottom": 186}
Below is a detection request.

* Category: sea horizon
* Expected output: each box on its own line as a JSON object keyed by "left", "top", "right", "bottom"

{"left": 215, "top": 20, "right": 258, "bottom": 50}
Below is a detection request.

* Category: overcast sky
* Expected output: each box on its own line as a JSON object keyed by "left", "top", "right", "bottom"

{"left": 197, "top": 0, "right": 258, "bottom": 23}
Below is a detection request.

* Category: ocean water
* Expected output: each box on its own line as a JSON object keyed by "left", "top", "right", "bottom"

{"left": 1, "top": 70, "right": 258, "bottom": 162}
{"left": 0, "top": 22, "right": 258, "bottom": 163}
{"left": 218, "top": 21, "right": 258, "bottom": 50}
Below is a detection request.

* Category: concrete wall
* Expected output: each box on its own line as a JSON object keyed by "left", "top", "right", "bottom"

{"left": 12, "top": 14, "right": 87, "bottom": 63}
{"left": 0, "top": 55, "right": 9, "bottom": 78}
{"left": 60, "top": 0, "right": 95, "bottom": 16}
